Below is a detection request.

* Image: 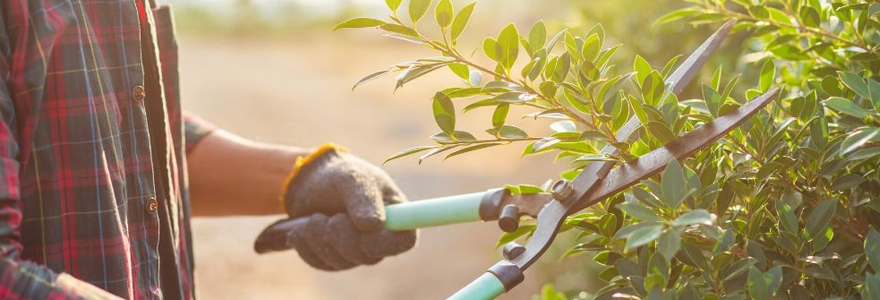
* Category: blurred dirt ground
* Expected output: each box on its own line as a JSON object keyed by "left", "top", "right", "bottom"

{"left": 180, "top": 33, "right": 567, "bottom": 299}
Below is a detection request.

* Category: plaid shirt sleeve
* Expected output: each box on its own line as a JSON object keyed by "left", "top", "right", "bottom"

{"left": 0, "top": 5, "right": 120, "bottom": 300}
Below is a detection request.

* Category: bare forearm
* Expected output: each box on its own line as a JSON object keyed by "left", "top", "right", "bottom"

{"left": 186, "top": 130, "right": 310, "bottom": 216}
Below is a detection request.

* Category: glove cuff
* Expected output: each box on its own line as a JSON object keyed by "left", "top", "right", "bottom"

{"left": 279, "top": 143, "right": 348, "bottom": 211}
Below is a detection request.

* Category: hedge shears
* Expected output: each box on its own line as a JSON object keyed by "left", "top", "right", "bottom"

{"left": 257, "top": 19, "right": 780, "bottom": 299}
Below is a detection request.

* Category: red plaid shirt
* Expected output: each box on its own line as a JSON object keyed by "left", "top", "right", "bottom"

{"left": 0, "top": 0, "right": 211, "bottom": 299}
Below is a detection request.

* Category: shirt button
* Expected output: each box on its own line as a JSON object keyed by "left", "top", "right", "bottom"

{"left": 146, "top": 197, "right": 158, "bottom": 214}
{"left": 133, "top": 85, "right": 146, "bottom": 102}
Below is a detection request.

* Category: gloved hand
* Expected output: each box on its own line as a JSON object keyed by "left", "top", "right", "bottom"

{"left": 254, "top": 145, "right": 418, "bottom": 271}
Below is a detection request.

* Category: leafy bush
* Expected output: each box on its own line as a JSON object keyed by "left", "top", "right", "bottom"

{"left": 335, "top": 0, "right": 880, "bottom": 299}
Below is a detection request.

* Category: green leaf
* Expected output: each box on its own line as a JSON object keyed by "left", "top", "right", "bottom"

{"left": 432, "top": 92, "right": 455, "bottom": 134}
{"left": 462, "top": 99, "right": 497, "bottom": 113}
{"left": 430, "top": 132, "right": 455, "bottom": 144}
{"left": 483, "top": 38, "right": 499, "bottom": 61}
{"left": 450, "top": 2, "right": 475, "bottom": 42}
{"left": 497, "top": 24, "right": 520, "bottom": 70}
{"left": 445, "top": 143, "right": 502, "bottom": 160}
{"left": 380, "top": 23, "right": 418, "bottom": 37}
{"left": 841, "top": 127, "right": 880, "bottom": 155}
{"left": 385, "top": 0, "right": 402, "bottom": 11}
{"left": 671, "top": 209, "right": 710, "bottom": 226}
{"left": 383, "top": 146, "right": 435, "bottom": 164}
{"left": 661, "top": 160, "right": 688, "bottom": 208}
{"left": 497, "top": 124, "right": 528, "bottom": 139}
{"left": 722, "top": 257, "right": 758, "bottom": 282}
{"left": 867, "top": 229, "right": 880, "bottom": 272}
{"left": 572, "top": 154, "right": 617, "bottom": 163}
{"left": 452, "top": 131, "right": 476, "bottom": 141}
{"left": 540, "top": 284, "right": 566, "bottom": 300}
{"left": 518, "top": 184, "right": 544, "bottom": 194}
{"left": 720, "top": 75, "right": 740, "bottom": 103}
{"left": 653, "top": 7, "right": 700, "bottom": 26}
{"left": 495, "top": 224, "right": 536, "bottom": 247}
{"left": 532, "top": 137, "right": 561, "bottom": 152}
{"left": 747, "top": 266, "right": 769, "bottom": 300}
{"left": 824, "top": 97, "right": 868, "bottom": 118}
{"left": 418, "top": 144, "right": 456, "bottom": 164}
{"left": 625, "top": 224, "right": 663, "bottom": 250}
{"left": 702, "top": 84, "right": 722, "bottom": 117}
{"left": 613, "top": 221, "right": 662, "bottom": 240}
{"left": 775, "top": 200, "right": 798, "bottom": 234}
{"left": 657, "top": 227, "right": 682, "bottom": 261}
{"left": 648, "top": 252, "right": 669, "bottom": 282}
{"left": 352, "top": 70, "right": 390, "bottom": 91}
{"left": 582, "top": 33, "right": 600, "bottom": 62}
{"left": 333, "top": 18, "right": 386, "bottom": 31}
{"left": 711, "top": 65, "right": 723, "bottom": 90}
{"left": 528, "top": 20, "right": 546, "bottom": 50}
{"left": 714, "top": 228, "right": 735, "bottom": 254}
{"left": 634, "top": 55, "right": 652, "bottom": 84}
{"left": 800, "top": 7, "right": 820, "bottom": 27}
{"left": 804, "top": 199, "right": 836, "bottom": 240}
{"left": 848, "top": 147, "right": 880, "bottom": 161}
{"left": 760, "top": 59, "right": 775, "bottom": 92}
{"left": 434, "top": 0, "right": 453, "bottom": 29}
{"left": 383, "top": 33, "right": 426, "bottom": 45}
{"left": 831, "top": 174, "right": 866, "bottom": 190}
{"left": 866, "top": 273, "right": 880, "bottom": 300}
{"left": 838, "top": 71, "right": 870, "bottom": 99}
{"left": 616, "top": 203, "right": 660, "bottom": 221}
{"left": 409, "top": 0, "right": 432, "bottom": 23}
{"left": 765, "top": 267, "right": 783, "bottom": 298}
{"left": 550, "top": 120, "right": 576, "bottom": 133}
{"left": 492, "top": 104, "right": 509, "bottom": 129}
{"left": 646, "top": 121, "right": 675, "bottom": 144}
{"left": 628, "top": 95, "right": 647, "bottom": 124}
{"left": 868, "top": 79, "right": 880, "bottom": 110}
{"left": 448, "top": 63, "right": 469, "bottom": 80}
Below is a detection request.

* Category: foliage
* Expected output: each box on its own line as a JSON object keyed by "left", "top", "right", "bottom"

{"left": 335, "top": 0, "right": 880, "bottom": 299}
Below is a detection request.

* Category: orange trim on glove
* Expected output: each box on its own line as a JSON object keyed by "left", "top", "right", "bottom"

{"left": 279, "top": 143, "right": 348, "bottom": 211}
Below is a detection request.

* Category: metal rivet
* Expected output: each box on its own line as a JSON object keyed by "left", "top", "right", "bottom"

{"left": 551, "top": 179, "right": 574, "bottom": 200}
{"left": 502, "top": 242, "right": 526, "bottom": 260}
{"left": 498, "top": 204, "right": 520, "bottom": 232}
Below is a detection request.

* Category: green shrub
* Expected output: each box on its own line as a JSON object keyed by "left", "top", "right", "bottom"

{"left": 336, "top": 0, "right": 880, "bottom": 299}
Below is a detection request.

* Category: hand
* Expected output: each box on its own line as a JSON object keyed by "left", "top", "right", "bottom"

{"left": 255, "top": 147, "right": 417, "bottom": 271}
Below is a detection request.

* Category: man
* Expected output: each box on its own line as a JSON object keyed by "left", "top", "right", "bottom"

{"left": 0, "top": 0, "right": 416, "bottom": 299}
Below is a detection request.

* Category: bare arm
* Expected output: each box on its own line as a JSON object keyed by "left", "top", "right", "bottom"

{"left": 186, "top": 130, "right": 311, "bottom": 216}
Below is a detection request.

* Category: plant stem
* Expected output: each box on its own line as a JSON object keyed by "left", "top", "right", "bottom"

{"left": 708, "top": 5, "right": 880, "bottom": 61}
{"left": 444, "top": 137, "right": 543, "bottom": 146}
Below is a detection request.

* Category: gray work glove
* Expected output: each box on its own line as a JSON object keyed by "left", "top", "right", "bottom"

{"left": 255, "top": 147, "right": 418, "bottom": 271}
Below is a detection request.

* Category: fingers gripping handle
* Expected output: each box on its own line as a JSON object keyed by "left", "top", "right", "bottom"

{"left": 255, "top": 192, "right": 489, "bottom": 253}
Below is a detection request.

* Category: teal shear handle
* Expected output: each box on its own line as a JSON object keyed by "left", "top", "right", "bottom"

{"left": 447, "top": 272, "right": 506, "bottom": 300}
{"left": 384, "top": 192, "right": 485, "bottom": 230}
{"left": 448, "top": 261, "right": 523, "bottom": 300}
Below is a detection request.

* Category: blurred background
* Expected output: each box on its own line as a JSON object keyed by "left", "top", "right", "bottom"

{"left": 159, "top": 0, "right": 750, "bottom": 298}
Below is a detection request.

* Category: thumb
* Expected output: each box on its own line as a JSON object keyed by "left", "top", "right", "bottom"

{"left": 343, "top": 182, "right": 386, "bottom": 232}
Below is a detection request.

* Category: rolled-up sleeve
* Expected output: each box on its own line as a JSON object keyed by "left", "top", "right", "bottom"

{"left": 183, "top": 112, "right": 215, "bottom": 155}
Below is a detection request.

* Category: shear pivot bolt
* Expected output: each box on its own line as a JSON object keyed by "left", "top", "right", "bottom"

{"left": 502, "top": 242, "right": 526, "bottom": 260}
{"left": 498, "top": 204, "right": 520, "bottom": 232}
